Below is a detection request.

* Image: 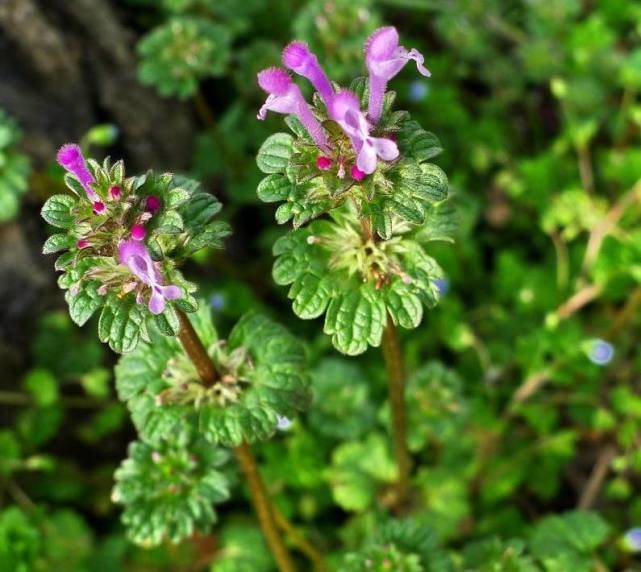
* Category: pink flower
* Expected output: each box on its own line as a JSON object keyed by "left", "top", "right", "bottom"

{"left": 365, "top": 27, "right": 430, "bottom": 123}
{"left": 57, "top": 144, "right": 99, "bottom": 201}
{"left": 282, "top": 41, "right": 334, "bottom": 107}
{"left": 330, "top": 91, "right": 398, "bottom": 174}
{"left": 131, "top": 224, "right": 146, "bottom": 241}
{"left": 110, "top": 186, "right": 122, "bottom": 199}
{"left": 93, "top": 201, "right": 106, "bottom": 215}
{"left": 351, "top": 165, "right": 366, "bottom": 181}
{"left": 316, "top": 156, "right": 333, "bottom": 170}
{"left": 118, "top": 240, "right": 181, "bottom": 315}
{"left": 257, "top": 67, "right": 329, "bottom": 151}
{"left": 77, "top": 239, "right": 89, "bottom": 249}
{"left": 145, "top": 195, "right": 161, "bottom": 213}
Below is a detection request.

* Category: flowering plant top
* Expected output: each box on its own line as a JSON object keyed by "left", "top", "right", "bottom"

{"left": 255, "top": 27, "right": 455, "bottom": 355}
{"left": 256, "top": 26, "right": 447, "bottom": 237}
{"left": 42, "top": 145, "right": 230, "bottom": 353}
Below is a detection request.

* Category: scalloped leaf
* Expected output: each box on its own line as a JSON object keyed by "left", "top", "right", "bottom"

{"left": 41, "top": 194, "right": 76, "bottom": 229}
{"left": 256, "top": 133, "right": 293, "bottom": 174}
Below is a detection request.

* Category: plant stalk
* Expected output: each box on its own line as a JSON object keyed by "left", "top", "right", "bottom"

{"left": 176, "top": 309, "right": 218, "bottom": 386}
{"left": 235, "top": 443, "right": 297, "bottom": 572}
{"left": 381, "top": 315, "right": 411, "bottom": 508}
{"left": 175, "top": 309, "right": 296, "bottom": 571}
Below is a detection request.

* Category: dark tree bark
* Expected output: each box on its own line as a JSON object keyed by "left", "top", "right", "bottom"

{"left": 0, "top": 0, "right": 197, "bottom": 170}
{"left": 0, "top": 0, "right": 198, "bottom": 370}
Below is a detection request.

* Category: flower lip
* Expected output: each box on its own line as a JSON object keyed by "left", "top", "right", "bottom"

{"left": 56, "top": 143, "right": 98, "bottom": 201}
{"left": 57, "top": 144, "right": 84, "bottom": 169}
{"left": 282, "top": 41, "right": 310, "bottom": 69}
{"left": 257, "top": 67, "right": 292, "bottom": 96}
{"left": 118, "top": 239, "right": 181, "bottom": 315}
{"left": 365, "top": 26, "right": 399, "bottom": 60}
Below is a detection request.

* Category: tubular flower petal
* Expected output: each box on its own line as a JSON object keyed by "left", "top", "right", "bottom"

{"left": 365, "top": 26, "right": 430, "bottom": 123}
{"left": 118, "top": 239, "right": 181, "bottom": 315}
{"left": 330, "top": 91, "right": 399, "bottom": 174}
{"left": 257, "top": 67, "right": 329, "bottom": 151}
{"left": 57, "top": 144, "right": 99, "bottom": 201}
{"left": 282, "top": 41, "right": 334, "bottom": 107}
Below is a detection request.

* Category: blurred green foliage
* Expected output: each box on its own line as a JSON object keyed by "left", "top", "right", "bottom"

{"left": 4, "top": 0, "right": 641, "bottom": 569}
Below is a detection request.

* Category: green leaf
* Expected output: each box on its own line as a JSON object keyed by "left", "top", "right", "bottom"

{"left": 385, "top": 280, "right": 423, "bottom": 329}
{"left": 113, "top": 437, "right": 230, "bottom": 547}
{"left": 257, "top": 174, "right": 291, "bottom": 203}
{"left": 290, "top": 272, "right": 333, "bottom": 319}
{"left": 327, "top": 434, "right": 397, "bottom": 511}
{"left": 529, "top": 511, "right": 610, "bottom": 560}
{"left": 41, "top": 194, "right": 76, "bottom": 229}
{"left": 154, "top": 306, "right": 180, "bottom": 337}
{"left": 24, "top": 369, "right": 59, "bottom": 407}
{"left": 42, "top": 233, "right": 73, "bottom": 255}
{"left": 108, "top": 299, "right": 146, "bottom": 353}
{"left": 397, "top": 120, "right": 443, "bottom": 162}
{"left": 323, "top": 284, "right": 386, "bottom": 356}
{"left": 256, "top": 133, "right": 293, "bottom": 174}
{"left": 65, "top": 283, "right": 102, "bottom": 327}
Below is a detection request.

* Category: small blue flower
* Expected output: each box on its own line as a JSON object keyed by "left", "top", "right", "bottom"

{"left": 623, "top": 528, "right": 641, "bottom": 552}
{"left": 209, "top": 293, "right": 225, "bottom": 310}
{"left": 433, "top": 277, "right": 450, "bottom": 297}
{"left": 408, "top": 80, "right": 429, "bottom": 102}
{"left": 276, "top": 415, "right": 293, "bottom": 431}
{"left": 585, "top": 338, "right": 614, "bottom": 366}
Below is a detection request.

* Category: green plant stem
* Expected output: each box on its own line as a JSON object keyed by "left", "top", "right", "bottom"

{"left": 175, "top": 309, "right": 296, "bottom": 572}
{"left": 273, "top": 508, "right": 328, "bottom": 572}
{"left": 381, "top": 316, "right": 411, "bottom": 508}
{"left": 235, "top": 443, "right": 297, "bottom": 572}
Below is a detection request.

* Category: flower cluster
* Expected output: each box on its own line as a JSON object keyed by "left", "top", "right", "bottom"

{"left": 255, "top": 26, "right": 452, "bottom": 355}
{"left": 43, "top": 145, "right": 230, "bottom": 352}
{"left": 257, "top": 27, "right": 429, "bottom": 178}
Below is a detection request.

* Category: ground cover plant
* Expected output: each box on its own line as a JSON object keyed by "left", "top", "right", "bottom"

{"left": 1, "top": 0, "right": 641, "bottom": 570}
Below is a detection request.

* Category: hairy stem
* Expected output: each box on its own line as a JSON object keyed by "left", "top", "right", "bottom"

{"left": 176, "top": 309, "right": 218, "bottom": 386}
{"left": 273, "top": 509, "right": 328, "bottom": 572}
{"left": 175, "top": 310, "right": 296, "bottom": 571}
{"left": 381, "top": 315, "right": 411, "bottom": 508}
{"left": 236, "top": 443, "right": 297, "bottom": 572}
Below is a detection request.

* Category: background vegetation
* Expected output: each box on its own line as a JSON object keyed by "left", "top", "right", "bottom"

{"left": 1, "top": 0, "right": 641, "bottom": 569}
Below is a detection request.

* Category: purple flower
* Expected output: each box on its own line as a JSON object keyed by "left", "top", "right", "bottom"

{"left": 330, "top": 90, "right": 398, "bottom": 174}
{"left": 433, "top": 277, "right": 449, "bottom": 296}
{"left": 145, "top": 195, "right": 162, "bottom": 213}
{"left": 351, "top": 165, "right": 366, "bottom": 181}
{"left": 365, "top": 26, "right": 430, "bottom": 123}
{"left": 57, "top": 144, "right": 99, "bottom": 202}
{"left": 257, "top": 67, "right": 329, "bottom": 151}
{"left": 131, "top": 224, "right": 146, "bottom": 241}
{"left": 623, "top": 528, "right": 641, "bottom": 552}
{"left": 317, "top": 156, "right": 333, "bottom": 170}
{"left": 586, "top": 338, "right": 614, "bottom": 366}
{"left": 209, "top": 293, "right": 225, "bottom": 310}
{"left": 282, "top": 41, "right": 334, "bottom": 108}
{"left": 276, "top": 415, "right": 293, "bottom": 431}
{"left": 118, "top": 239, "right": 181, "bottom": 315}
